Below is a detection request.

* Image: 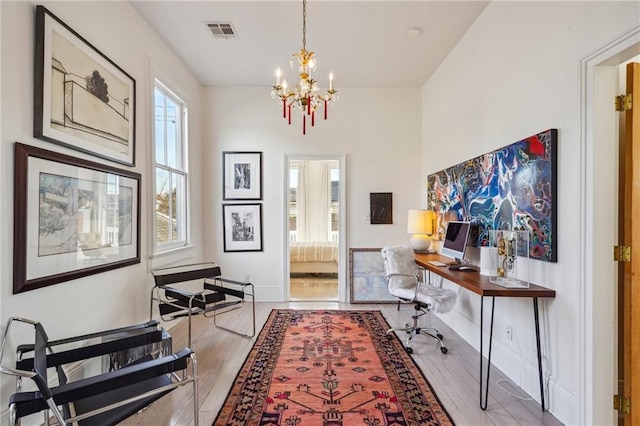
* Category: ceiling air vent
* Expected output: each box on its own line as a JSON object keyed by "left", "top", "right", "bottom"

{"left": 206, "top": 22, "right": 237, "bottom": 39}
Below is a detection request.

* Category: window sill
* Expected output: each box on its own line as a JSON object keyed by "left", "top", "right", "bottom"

{"left": 149, "top": 244, "right": 196, "bottom": 260}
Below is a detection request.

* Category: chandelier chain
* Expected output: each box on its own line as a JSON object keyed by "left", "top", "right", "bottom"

{"left": 302, "top": 0, "right": 306, "bottom": 50}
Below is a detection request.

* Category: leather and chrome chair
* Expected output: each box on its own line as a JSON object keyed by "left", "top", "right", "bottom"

{"left": 382, "top": 245, "right": 458, "bottom": 354}
{"left": 0, "top": 317, "right": 198, "bottom": 426}
{"left": 150, "top": 262, "right": 255, "bottom": 346}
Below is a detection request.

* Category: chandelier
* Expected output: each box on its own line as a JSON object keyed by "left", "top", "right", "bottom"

{"left": 271, "top": 0, "right": 338, "bottom": 135}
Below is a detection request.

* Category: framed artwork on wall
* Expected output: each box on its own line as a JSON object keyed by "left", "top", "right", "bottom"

{"left": 222, "top": 203, "right": 263, "bottom": 252}
{"left": 427, "top": 128, "right": 558, "bottom": 262}
{"left": 13, "top": 143, "right": 141, "bottom": 294}
{"left": 370, "top": 192, "right": 393, "bottom": 224}
{"left": 34, "top": 6, "right": 136, "bottom": 166}
{"left": 223, "top": 151, "right": 263, "bottom": 200}
{"left": 349, "top": 248, "right": 396, "bottom": 303}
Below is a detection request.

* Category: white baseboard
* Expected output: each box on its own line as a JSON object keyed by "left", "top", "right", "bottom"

{"left": 256, "top": 286, "right": 286, "bottom": 302}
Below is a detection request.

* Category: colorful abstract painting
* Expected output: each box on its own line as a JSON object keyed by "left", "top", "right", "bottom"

{"left": 427, "top": 129, "right": 557, "bottom": 262}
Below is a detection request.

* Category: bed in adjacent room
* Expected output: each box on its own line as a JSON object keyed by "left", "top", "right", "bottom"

{"left": 290, "top": 241, "right": 339, "bottom": 273}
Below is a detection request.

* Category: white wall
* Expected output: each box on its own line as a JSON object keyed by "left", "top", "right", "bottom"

{"left": 0, "top": 0, "right": 205, "bottom": 411}
{"left": 0, "top": 1, "right": 3, "bottom": 330}
{"left": 421, "top": 2, "right": 639, "bottom": 425}
{"left": 203, "top": 87, "right": 422, "bottom": 300}
{"left": 3, "top": 0, "right": 634, "bottom": 423}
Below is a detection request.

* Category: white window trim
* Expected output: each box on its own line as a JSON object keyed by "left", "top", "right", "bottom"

{"left": 149, "top": 64, "right": 192, "bottom": 256}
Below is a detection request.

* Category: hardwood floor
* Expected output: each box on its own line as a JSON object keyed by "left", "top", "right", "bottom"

{"left": 119, "top": 302, "right": 563, "bottom": 425}
{"left": 290, "top": 273, "right": 338, "bottom": 300}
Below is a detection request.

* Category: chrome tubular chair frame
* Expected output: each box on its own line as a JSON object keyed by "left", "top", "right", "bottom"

{"left": 205, "top": 276, "right": 256, "bottom": 338}
{"left": 0, "top": 317, "right": 198, "bottom": 426}
{"left": 150, "top": 262, "right": 256, "bottom": 346}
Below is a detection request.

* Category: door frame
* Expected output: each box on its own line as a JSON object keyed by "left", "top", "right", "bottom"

{"left": 580, "top": 24, "right": 640, "bottom": 425}
{"left": 283, "top": 154, "right": 347, "bottom": 302}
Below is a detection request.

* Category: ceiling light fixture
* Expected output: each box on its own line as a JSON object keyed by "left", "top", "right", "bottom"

{"left": 271, "top": 0, "right": 338, "bottom": 135}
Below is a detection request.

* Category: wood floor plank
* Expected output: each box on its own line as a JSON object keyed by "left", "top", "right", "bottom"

{"left": 119, "top": 302, "right": 563, "bottom": 425}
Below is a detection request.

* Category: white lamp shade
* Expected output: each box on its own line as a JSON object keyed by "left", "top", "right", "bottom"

{"left": 407, "top": 209, "right": 436, "bottom": 252}
{"left": 407, "top": 210, "right": 435, "bottom": 235}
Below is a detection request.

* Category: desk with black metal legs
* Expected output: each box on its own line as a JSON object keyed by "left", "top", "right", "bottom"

{"left": 414, "top": 253, "right": 556, "bottom": 411}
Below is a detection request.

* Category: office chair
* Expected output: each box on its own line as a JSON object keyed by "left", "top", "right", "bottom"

{"left": 382, "top": 245, "right": 457, "bottom": 354}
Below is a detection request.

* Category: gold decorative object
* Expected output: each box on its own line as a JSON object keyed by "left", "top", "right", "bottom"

{"left": 489, "top": 230, "right": 530, "bottom": 288}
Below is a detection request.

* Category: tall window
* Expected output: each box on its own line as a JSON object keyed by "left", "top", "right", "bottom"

{"left": 154, "top": 82, "right": 188, "bottom": 250}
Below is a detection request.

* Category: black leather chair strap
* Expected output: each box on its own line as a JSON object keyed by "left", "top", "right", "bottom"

{"left": 17, "top": 330, "right": 163, "bottom": 371}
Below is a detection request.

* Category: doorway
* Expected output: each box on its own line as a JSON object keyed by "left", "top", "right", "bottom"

{"left": 285, "top": 155, "right": 346, "bottom": 301}
{"left": 585, "top": 33, "right": 640, "bottom": 424}
{"left": 617, "top": 59, "right": 640, "bottom": 426}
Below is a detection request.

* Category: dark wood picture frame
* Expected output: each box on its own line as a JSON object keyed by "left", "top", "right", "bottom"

{"left": 222, "top": 203, "right": 263, "bottom": 252}
{"left": 13, "top": 143, "right": 141, "bottom": 294}
{"left": 223, "top": 151, "right": 263, "bottom": 200}
{"left": 34, "top": 6, "right": 136, "bottom": 166}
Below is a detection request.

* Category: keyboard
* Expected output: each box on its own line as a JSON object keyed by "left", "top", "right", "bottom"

{"left": 428, "top": 260, "right": 447, "bottom": 267}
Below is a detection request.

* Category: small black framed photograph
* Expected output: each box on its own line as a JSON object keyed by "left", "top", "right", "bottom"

{"left": 222, "top": 203, "right": 263, "bottom": 252}
{"left": 370, "top": 192, "right": 393, "bottom": 224}
{"left": 223, "top": 151, "right": 262, "bottom": 200}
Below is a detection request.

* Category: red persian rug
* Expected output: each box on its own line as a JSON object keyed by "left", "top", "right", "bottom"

{"left": 214, "top": 309, "right": 454, "bottom": 426}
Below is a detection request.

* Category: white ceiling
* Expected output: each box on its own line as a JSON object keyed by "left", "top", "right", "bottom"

{"left": 130, "top": 1, "right": 490, "bottom": 88}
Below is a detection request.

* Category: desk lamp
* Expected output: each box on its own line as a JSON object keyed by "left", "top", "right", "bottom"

{"left": 407, "top": 209, "right": 436, "bottom": 252}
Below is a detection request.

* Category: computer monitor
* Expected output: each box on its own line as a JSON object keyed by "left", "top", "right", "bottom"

{"left": 440, "top": 221, "right": 471, "bottom": 261}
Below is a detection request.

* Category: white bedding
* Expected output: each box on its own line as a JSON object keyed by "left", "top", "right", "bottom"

{"left": 290, "top": 241, "right": 338, "bottom": 263}
{"left": 290, "top": 241, "right": 338, "bottom": 274}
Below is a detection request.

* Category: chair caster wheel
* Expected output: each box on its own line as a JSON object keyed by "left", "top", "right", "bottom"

{"left": 405, "top": 347, "right": 414, "bottom": 354}
{"left": 437, "top": 333, "right": 444, "bottom": 340}
{"left": 440, "top": 347, "right": 448, "bottom": 354}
